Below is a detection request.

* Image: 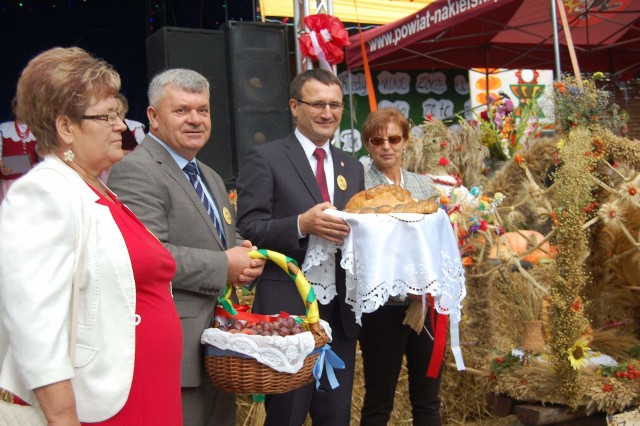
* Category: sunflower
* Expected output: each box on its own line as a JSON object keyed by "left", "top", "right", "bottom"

{"left": 567, "top": 337, "right": 591, "bottom": 370}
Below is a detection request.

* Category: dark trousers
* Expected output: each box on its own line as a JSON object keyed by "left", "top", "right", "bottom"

{"left": 181, "top": 364, "right": 235, "bottom": 426}
{"left": 359, "top": 305, "right": 443, "bottom": 426}
{"left": 264, "top": 306, "right": 357, "bottom": 426}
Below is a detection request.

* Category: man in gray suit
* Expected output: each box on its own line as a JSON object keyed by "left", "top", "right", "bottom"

{"left": 108, "top": 69, "right": 265, "bottom": 426}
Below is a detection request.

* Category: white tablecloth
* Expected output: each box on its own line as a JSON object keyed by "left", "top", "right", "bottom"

{"left": 301, "top": 208, "right": 466, "bottom": 370}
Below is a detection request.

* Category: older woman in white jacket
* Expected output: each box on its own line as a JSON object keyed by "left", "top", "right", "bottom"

{"left": 0, "top": 47, "right": 182, "bottom": 425}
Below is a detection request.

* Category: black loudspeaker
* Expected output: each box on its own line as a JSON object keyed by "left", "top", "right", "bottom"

{"left": 146, "top": 27, "right": 234, "bottom": 183}
{"left": 224, "top": 21, "right": 292, "bottom": 173}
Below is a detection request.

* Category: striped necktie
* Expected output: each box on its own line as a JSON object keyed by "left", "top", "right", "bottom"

{"left": 183, "top": 162, "right": 226, "bottom": 248}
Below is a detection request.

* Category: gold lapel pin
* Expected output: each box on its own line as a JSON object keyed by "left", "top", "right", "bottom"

{"left": 222, "top": 207, "right": 232, "bottom": 225}
{"left": 337, "top": 175, "right": 347, "bottom": 191}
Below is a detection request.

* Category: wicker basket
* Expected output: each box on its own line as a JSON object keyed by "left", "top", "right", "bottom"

{"left": 204, "top": 249, "right": 329, "bottom": 394}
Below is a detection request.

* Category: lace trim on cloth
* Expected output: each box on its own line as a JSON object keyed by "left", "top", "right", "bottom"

{"left": 201, "top": 319, "right": 332, "bottom": 374}
{"left": 436, "top": 252, "right": 467, "bottom": 324}
{"left": 302, "top": 209, "right": 467, "bottom": 371}
{"left": 301, "top": 209, "right": 467, "bottom": 371}
{"left": 301, "top": 237, "right": 340, "bottom": 304}
{"left": 343, "top": 251, "right": 465, "bottom": 325}
{"left": 310, "top": 209, "right": 466, "bottom": 324}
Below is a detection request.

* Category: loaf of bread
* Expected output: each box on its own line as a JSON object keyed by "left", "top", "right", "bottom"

{"left": 344, "top": 184, "right": 438, "bottom": 214}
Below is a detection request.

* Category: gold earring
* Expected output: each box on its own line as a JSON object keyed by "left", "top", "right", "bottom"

{"left": 63, "top": 147, "right": 75, "bottom": 162}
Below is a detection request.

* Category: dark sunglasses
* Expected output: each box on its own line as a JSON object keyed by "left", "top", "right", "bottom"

{"left": 368, "top": 135, "right": 403, "bottom": 146}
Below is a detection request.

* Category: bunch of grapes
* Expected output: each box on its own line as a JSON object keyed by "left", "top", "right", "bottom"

{"left": 216, "top": 316, "right": 306, "bottom": 337}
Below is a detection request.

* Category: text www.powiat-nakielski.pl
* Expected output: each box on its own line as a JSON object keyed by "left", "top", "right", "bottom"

{"left": 368, "top": 0, "right": 501, "bottom": 52}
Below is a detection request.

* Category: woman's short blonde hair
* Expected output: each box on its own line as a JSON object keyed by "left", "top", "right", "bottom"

{"left": 16, "top": 47, "right": 121, "bottom": 156}
{"left": 361, "top": 107, "right": 410, "bottom": 144}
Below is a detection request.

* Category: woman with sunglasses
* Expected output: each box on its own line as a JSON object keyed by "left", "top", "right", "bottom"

{"left": 359, "top": 107, "right": 443, "bottom": 425}
{"left": 0, "top": 47, "right": 182, "bottom": 424}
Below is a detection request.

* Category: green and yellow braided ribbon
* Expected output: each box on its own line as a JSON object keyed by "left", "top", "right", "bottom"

{"left": 248, "top": 249, "right": 320, "bottom": 325}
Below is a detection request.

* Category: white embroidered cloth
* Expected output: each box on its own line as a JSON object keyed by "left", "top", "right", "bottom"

{"left": 302, "top": 209, "right": 467, "bottom": 370}
{"left": 301, "top": 236, "right": 340, "bottom": 304}
{"left": 201, "top": 319, "right": 332, "bottom": 374}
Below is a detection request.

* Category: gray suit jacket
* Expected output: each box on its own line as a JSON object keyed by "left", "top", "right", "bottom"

{"left": 108, "top": 135, "right": 240, "bottom": 387}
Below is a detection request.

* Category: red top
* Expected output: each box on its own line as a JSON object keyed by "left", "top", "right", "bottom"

{"left": 87, "top": 185, "right": 182, "bottom": 425}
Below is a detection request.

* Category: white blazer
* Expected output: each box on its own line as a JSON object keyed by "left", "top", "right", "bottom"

{"left": 0, "top": 155, "right": 137, "bottom": 422}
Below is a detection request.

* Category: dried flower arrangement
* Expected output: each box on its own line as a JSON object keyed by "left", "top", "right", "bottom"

{"left": 478, "top": 94, "right": 541, "bottom": 161}
{"left": 553, "top": 72, "right": 627, "bottom": 134}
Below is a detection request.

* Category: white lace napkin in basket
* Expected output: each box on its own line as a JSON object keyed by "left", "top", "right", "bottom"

{"left": 201, "top": 319, "right": 333, "bottom": 374}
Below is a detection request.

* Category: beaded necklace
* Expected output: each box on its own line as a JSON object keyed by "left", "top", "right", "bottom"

{"left": 13, "top": 121, "right": 31, "bottom": 140}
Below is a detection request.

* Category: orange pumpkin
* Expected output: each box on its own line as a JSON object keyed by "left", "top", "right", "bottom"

{"left": 487, "top": 230, "right": 555, "bottom": 265}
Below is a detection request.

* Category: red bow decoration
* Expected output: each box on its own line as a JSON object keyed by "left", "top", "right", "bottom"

{"left": 299, "top": 14, "right": 350, "bottom": 70}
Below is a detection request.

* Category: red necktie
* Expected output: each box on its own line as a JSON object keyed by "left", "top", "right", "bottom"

{"left": 313, "top": 148, "right": 330, "bottom": 203}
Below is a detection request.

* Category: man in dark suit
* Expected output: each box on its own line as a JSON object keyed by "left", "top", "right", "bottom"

{"left": 108, "top": 68, "right": 265, "bottom": 426}
{"left": 236, "top": 68, "right": 365, "bottom": 425}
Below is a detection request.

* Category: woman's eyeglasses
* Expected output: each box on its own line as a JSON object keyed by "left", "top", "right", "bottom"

{"left": 368, "top": 135, "right": 403, "bottom": 146}
{"left": 82, "top": 111, "right": 122, "bottom": 126}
